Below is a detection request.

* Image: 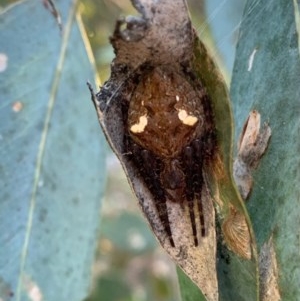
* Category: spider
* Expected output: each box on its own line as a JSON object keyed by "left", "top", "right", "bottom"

{"left": 124, "top": 65, "right": 216, "bottom": 247}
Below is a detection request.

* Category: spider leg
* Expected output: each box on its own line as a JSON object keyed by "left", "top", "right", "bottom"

{"left": 183, "top": 139, "right": 206, "bottom": 246}
{"left": 193, "top": 139, "right": 206, "bottom": 237}
{"left": 131, "top": 143, "right": 175, "bottom": 247}
{"left": 183, "top": 146, "right": 199, "bottom": 246}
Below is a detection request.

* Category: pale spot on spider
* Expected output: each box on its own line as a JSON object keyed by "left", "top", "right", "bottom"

{"left": 176, "top": 95, "right": 180, "bottom": 101}
{"left": 130, "top": 114, "right": 148, "bottom": 133}
{"left": 177, "top": 109, "right": 198, "bottom": 126}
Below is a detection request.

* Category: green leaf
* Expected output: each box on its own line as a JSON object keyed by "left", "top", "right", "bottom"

{"left": 177, "top": 267, "right": 206, "bottom": 301}
{"left": 192, "top": 27, "right": 259, "bottom": 301}
{"left": 0, "top": 1, "right": 105, "bottom": 300}
{"left": 230, "top": 0, "right": 300, "bottom": 300}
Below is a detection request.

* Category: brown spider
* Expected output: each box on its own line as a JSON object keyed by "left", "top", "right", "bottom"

{"left": 124, "top": 65, "right": 216, "bottom": 247}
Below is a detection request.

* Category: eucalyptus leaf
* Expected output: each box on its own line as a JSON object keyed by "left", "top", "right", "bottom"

{"left": 230, "top": 0, "right": 300, "bottom": 300}
{"left": 0, "top": 1, "right": 105, "bottom": 301}
{"left": 177, "top": 267, "right": 207, "bottom": 301}
{"left": 191, "top": 24, "right": 259, "bottom": 301}
{"left": 88, "top": 0, "right": 219, "bottom": 299}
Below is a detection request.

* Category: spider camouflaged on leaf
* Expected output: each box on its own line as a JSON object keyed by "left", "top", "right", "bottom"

{"left": 89, "top": 1, "right": 219, "bottom": 299}
{"left": 88, "top": 0, "right": 268, "bottom": 300}
{"left": 127, "top": 66, "right": 216, "bottom": 247}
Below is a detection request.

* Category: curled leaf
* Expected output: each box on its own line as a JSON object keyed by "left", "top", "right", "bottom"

{"left": 89, "top": 0, "right": 259, "bottom": 300}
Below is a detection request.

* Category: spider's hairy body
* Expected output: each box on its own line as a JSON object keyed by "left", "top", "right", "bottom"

{"left": 126, "top": 66, "right": 216, "bottom": 246}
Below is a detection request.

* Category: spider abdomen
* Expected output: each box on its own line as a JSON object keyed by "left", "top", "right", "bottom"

{"left": 128, "top": 66, "right": 208, "bottom": 158}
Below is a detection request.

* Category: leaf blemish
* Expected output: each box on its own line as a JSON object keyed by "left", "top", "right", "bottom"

{"left": 12, "top": 101, "right": 23, "bottom": 113}
{"left": 0, "top": 53, "right": 8, "bottom": 72}
{"left": 248, "top": 48, "right": 258, "bottom": 71}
